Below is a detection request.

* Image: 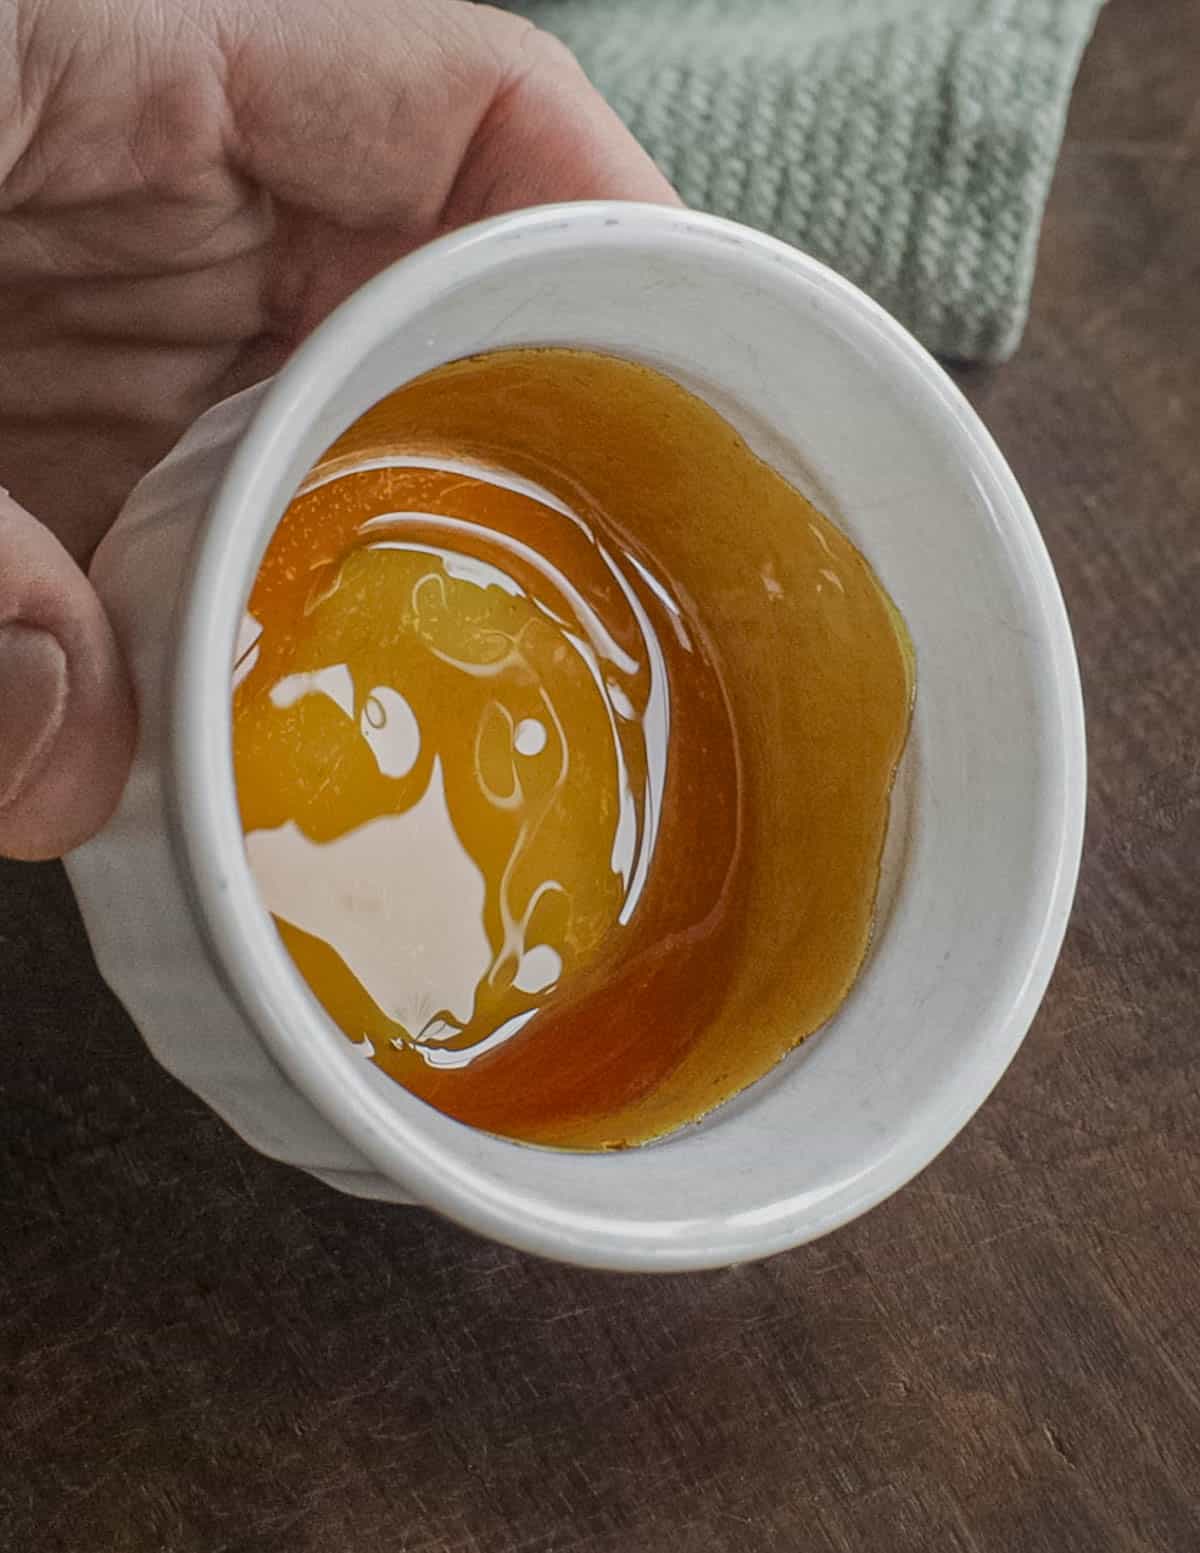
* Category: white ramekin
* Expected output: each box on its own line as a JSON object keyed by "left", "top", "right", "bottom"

{"left": 66, "top": 203, "right": 1086, "bottom": 1271}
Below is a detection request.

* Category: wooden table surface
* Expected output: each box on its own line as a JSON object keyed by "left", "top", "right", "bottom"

{"left": 2, "top": 2, "right": 1197, "bottom": 1547}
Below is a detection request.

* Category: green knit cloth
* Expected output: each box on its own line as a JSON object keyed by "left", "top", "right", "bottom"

{"left": 505, "top": 0, "right": 1102, "bottom": 360}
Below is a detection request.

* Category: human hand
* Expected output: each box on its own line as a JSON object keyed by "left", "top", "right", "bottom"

{"left": 0, "top": 0, "right": 675, "bottom": 858}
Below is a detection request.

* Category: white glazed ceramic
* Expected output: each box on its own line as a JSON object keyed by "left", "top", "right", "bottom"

{"left": 66, "top": 203, "right": 1086, "bottom": 1272}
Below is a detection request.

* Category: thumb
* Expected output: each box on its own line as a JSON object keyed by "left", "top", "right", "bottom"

{"left": 0, "top": 492, "right": 135, "bottom": 860}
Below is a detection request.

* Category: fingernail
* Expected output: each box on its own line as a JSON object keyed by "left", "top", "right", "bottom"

{"left": 0, "top": 623, "right": 68, "bottom": 810}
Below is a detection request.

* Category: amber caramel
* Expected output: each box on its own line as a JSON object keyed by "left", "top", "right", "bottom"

{"left": 233, "top": 349, "right": 914, "bottom": 1148}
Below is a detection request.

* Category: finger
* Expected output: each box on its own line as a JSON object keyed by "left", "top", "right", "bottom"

{"left": 225, "top": 0, "right": 676, "bottom": 225}
{"left": 0, "top": 492, "right": 136, "bottom": 859}
{"left": 221, "top": 1, "right": 678, "bottom": 340}
{"left": 443, "top": 11, "right": 680, "bottom": 223}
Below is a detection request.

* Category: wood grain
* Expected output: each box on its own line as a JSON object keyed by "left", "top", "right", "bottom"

{"left": 1, "top": 1, "right": 1197, "bottom": 1546}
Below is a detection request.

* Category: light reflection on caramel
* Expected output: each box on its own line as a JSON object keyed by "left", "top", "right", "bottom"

{"left": 238, "top": 459, "right": 683, "bottom": 1071}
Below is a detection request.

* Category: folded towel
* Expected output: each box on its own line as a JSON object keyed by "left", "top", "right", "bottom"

{"left": 506, "top": 0, "right": 1104, "bottom": 360}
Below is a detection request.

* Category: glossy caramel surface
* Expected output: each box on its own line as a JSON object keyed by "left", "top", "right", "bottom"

{"left": 234, "top": 349, "right": 913, "bottom": 1148}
